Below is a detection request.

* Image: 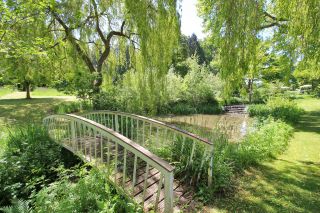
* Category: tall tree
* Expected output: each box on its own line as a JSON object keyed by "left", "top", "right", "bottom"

{"left": 198, "top": 0, "right": 320, "bottom": 95}
{"left": 48, "top": 0, "right": 180, "bottom": 93}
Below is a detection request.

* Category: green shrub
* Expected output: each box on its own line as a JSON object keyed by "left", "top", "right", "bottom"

{"left": 248, "top": 97, "right": 304, "bottom": 122}
{"left": 33, "top": 168, "right": 142, "bottom": 213}
{"left": 247, "top": 104, "right": 270, "bottom": 117}
{"left": 234, "top": 118, "right": 293, "bottom": 168}
{"left": 0, "top": 126, "right": 81, "bottom": 206}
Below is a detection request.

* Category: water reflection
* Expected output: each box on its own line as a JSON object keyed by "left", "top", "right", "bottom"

{"left": 157, "top": 114, "right": 251, "bottom": 142}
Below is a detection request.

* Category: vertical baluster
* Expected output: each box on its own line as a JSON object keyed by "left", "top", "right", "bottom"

{"left": 154, "top": 173, "right": 164, "bottom": 211}
{"left": 136, "top": 120, "right": 139, "bottom": 143}
{"left": 126, "top": 116, "right": 128, "bottom": 137}
{"left": 115, "top": 114, "right": 119, "bottom": 132}
{"left": 156, "top": 127, "right": 159, "bottom": 147}
{"left": 71, "top": 121, "right": 76, "bottom": 150}
{"left": 114, "top": 143, "right": 118, "bottom": 183}
{"left": 84, "top": 125, "right": 87, "bottom": 158}
{"left": 89, "top": 128, "right": 92, "bottom": 162}
{"left": 100, "top": 132, "right": 104, "bottom": 163}
{"left": 131, "top": 117, "right": 134, "bottom": 140}
{"left": 94, "top": 130, "right": 97, "bottom": 163}
{"left": 164, "top": 171, "right": 174, "bottom": 213}
{"left": 111, "top": 114, "right": 114, "bottom": 130}
{"left": 121, "top": 115, "right": 124, "bottom": 134}
{"left": 107, "top": 137, "right": 111, "bottom": 163}
{"left": 142, "top": 163, "right": 150, "bottom": 206}
{"left": 208, "top": 144, "right": 214, "bottom": 186}
{"left": 122, "top": 149, "right": 127, "bottom": 186}
{"left": 142, "top": 121, "right": 145, "bottom": 145}
{"left": 149, "top": 123, "right": 152, "bottom": 145}
{"left": 78, "top": 123, "right": 82, "bottom": 155}
{"left": 132, "top": 155, "right": 138, "bottom": 193}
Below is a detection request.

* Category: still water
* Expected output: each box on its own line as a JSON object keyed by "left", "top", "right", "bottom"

{"left": 157, "top": 114, "right": 251, "bottom": 142}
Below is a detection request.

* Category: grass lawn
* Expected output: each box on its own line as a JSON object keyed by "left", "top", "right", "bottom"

{"left": 31, "top": 87, "right": 67, "bottom": 96}
{"left": 0, "top": 86, "right": 15, "bottom": 97}
{"left": 0, "top": 93, "right": 75, "bottom": 152}
{"left": 207, "top": 96, "right": 320, "bottom": 212}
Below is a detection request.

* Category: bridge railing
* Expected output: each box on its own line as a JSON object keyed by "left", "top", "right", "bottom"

{"left": 43, "top": 114, "right": 174, "bottom": 212}
{"left": 83, "top": 111, "right": 214, "bottom": 187}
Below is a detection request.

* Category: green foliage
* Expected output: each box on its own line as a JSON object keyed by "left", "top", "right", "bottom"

{"left": 198, "top": 0, "right": 320, "bottom": 95}
{"left": 234, "top": 118, "right": 293, "bottom": 168}
{"left": 54, "top": 101, "right": 92, "bottom": 114}
{"left": 168, "top": 118, "right": 293, "bottom": 202}
{"left": 0, "top": 199, "right": 32, "bottom": 213}
{"left": 0, "top": 126, "right": 64, "bottom": 206}
{"left": 33, "top": 168, "right": 142, "bottom": 213}
{"left": 248, "top": 97, "right": 304, "bottom": 122}
{"left": 92, "top": 57, "right": 223, "bottom": 115}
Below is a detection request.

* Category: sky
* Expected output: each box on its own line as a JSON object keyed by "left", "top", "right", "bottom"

{"left": 180, "top": 0, "right": 205, "bottom": 39}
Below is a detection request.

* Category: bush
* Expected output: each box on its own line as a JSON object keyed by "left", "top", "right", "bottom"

{"left": 33, "top": 168, "right": 142, "bottom": 213}
{"left": 0, "top": 126, "right": 64, "bottom": 206}
{"left": 248, "top": 97, "right": 304, "bottom": 122}
{"left": 234, "top": 118, "right": 293, "bottom": 168}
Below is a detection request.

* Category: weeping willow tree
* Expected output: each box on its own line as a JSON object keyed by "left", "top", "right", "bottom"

{"left": 198, "top": 0, "right": 320, "bottom": 96}
{"left": 0, "top": 0, "right": 57, "bottom": 99}
{"left": 48, "top": 0, "right": 180, "bottom": 95}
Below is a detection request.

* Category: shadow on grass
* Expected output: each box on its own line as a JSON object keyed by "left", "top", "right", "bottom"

{"left": 210, "top": 160, "right": 320, "bottom": 213}
{"left": 0, "top": 98, "right": 67, "bottom": 126}
{"left": 295, "top": 111, "right": 320, "bottom": 135}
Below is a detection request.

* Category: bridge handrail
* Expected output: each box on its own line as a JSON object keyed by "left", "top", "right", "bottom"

{"left": 44, "top": 114, "right": 174, "bottom": 172}
{"left": 83, "top": 110, "right": 213, "bottom": 146}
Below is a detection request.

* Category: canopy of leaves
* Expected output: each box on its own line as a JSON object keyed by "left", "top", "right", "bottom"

{"left": 198, "top": 0, "right": 320, "bottom": 94}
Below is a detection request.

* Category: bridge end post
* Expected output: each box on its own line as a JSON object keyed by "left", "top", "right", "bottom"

{"left": 164, "top": 171, "right": 174, "bottom": 213}
{"left": 208, "top": 144, "right": 214, "bottom": 187}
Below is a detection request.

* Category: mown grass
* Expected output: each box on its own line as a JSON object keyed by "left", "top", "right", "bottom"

{"left": 0, "top": 93, "right": 75, "bottom": 151}
{"left": 31, "top": 87, "right": 66, "bottom": 97}
{"left": 207, "top": 96, "right": 320, "bottom": 212}
{"left": 0, "top": 86, "right": 14, "bottom": 97}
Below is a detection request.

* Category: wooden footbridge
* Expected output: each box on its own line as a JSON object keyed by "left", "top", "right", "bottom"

{"left": 43, "top": 111, "right": 214, "bottom": 213}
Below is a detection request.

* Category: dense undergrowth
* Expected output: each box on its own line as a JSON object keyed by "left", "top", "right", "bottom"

{"left": 0, "top": 126, "right": 139, "bottom": 212}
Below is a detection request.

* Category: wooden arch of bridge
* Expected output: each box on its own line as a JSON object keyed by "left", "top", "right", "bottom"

{"left": 43, "top": 111, "right": 214, "bottom": 213}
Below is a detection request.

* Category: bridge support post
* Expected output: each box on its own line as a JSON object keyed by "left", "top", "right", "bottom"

{"left": 208, "top": 144, "right": 214, "bottom": 187}
{"left": 70, "top": 121, "right": 76, "bottom": 148}
{"left": 164, "top": 171, "right": 174, "bottom": 213}
{"left": 115, "top": 114, "right": 119, "bottom": 132}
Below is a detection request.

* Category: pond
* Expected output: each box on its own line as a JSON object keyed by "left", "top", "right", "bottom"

{"left": 157, "top": 113, "right": 251, "bottom": 142}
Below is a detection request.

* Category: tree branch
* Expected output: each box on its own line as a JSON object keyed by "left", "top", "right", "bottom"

{"left": 51, "top": 10, "right": 96, "bottom": 73}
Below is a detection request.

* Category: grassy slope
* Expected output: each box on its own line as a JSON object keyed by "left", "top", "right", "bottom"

{"left": 207, "top": 96, "right": 320, "bottom": 213}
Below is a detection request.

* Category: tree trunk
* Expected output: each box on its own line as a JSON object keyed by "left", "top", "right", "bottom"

{"left": 25, "top": 82, "right": 31, "bottom": 99}
{"left": 248, "top": 79, "right": 253, "bottom": 103}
